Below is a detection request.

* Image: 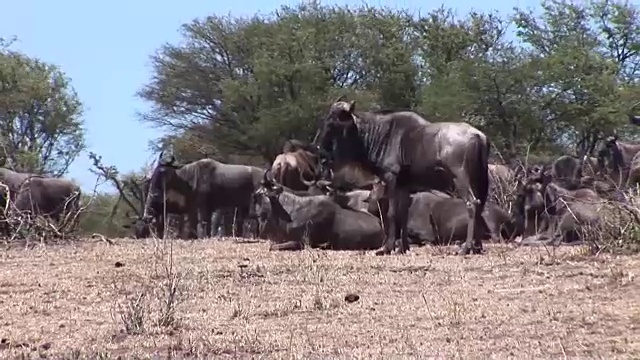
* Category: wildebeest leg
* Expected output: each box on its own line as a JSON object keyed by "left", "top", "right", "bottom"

{"left": 221, "top": 209, "right": 234, "bottom": 237}
{"left": 454, "top": 174, "right": 483, "bottom": 255}
{"left": 375, "top": 175, "right": 398, "bottom": 256}
{"left": 186, "top": 208, "right": 198, "bottom": 240}
{"left": 176, "top": 215, "right": 185, "bottom": 239}
{"left": 210, "top": 210, "right": 222, "bottom": 237}
{"left": 198, "top": 208, "right": 212, "bottom": 238}
{"left": 235, "top": 207, "right": 248, "bottom": 238}
{"left": 395, "top": 189, "right": 411, "bottom": 254}
{"left": 154, "top": 215, "right": 165, "bottom": 239}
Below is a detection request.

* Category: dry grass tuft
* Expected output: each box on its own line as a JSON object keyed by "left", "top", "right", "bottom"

{"left": 1, "top": 239, "right": 639, "bottom": 359}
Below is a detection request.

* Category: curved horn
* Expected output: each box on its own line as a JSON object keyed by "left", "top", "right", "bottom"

{"left": 263, "top": 168, "right": 274, "bottom": 184}
{"left": 316, "top": 180, "right": 332, "bottom": 188}
{"left": 312, "top": 128, "right": 321, "bottom": 145}
{"left": 299, "top": 176, "right": 316, "bottom": 188}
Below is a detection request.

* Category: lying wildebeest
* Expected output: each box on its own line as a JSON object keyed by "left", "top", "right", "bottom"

{"left": 366, "top": 182, "right": 515, "bottom": 245}
{"left": 0, "top": 168, "right": 81, "bottom": 226}
{"left": 249, "top": 169, "right": 384, "bottom": 251}
{"left": 143, "top": 152, "right": 265, "bottom": 239}
{"left": 315, "top": 98, "right": 490, "bottom": 255}
{"left": 513, "top": 179, "right": 605, "bottom": 245}
{"left": 320, "top": 160, "right": 380, "bottom": 191}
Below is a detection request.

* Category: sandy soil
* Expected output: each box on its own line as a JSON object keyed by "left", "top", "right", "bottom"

{"left": 0, "top": 238, "right": 639, "bottom": 359}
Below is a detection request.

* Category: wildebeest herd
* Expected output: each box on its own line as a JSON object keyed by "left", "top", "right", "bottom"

{"left": 3, "top": 97, "right": 640, "bottom": 254}
{"left": 105, "top": 97, "right": 640, "bottom": 256}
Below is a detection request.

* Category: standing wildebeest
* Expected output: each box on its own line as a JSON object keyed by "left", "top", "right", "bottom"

{"left": 249, "top": 170, "right": 383, "bottom": 251}
{"left": 126, "top": 175, "right": 186, "bottom": 239}
{"left": 0, "top": 168, "right": 81, "bottom": 225}
{"left": 143, "top": 153, "right": 265, "bottom": 239}
{"left": 315, "top": 99, "right": 490, "bottom": 255}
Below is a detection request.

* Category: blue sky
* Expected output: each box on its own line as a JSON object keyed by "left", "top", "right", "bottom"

{"left": 1, "top": 0, "right": 542, "bottom": 193}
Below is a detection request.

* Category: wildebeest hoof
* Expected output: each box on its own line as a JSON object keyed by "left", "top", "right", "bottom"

{"left": 457, "top": 246, "right": 471, "bottom": 256}
{"left": 393, "top": 248, "right": 408, "bottom": 255}
{"left": 374, "top": 247, "right": 392, "bottom": 256}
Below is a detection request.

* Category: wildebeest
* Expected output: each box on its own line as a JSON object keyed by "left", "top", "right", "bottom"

{"left": 249, "top": 170, "right": 384, "bottom": 251}
{"left": 125, "top": 175, "right": 186, "bottom": 239}
{"left": 0, "top": 168, "right": 81, "bottom": 226}
{"left": 599, "top": 134, "right": 640, "bottom": 187}
{"left": 273, "top": 139, "right": 380, "bottom": 193}
{"left": 143, "top": 152, "right": 265, "bottom": 239}
{"left": 315, "top": 99, "right": 490, "bottom": 255}
{"left": 366, "top": 182, "right": 515, "bottom": 246}
{"left": 271, "top": 149, "right": 318, "bottom": 191}
{"left": 513, "top": 178, "right": 604, "bottom": 245}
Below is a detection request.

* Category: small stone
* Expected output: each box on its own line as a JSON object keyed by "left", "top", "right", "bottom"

{"left": 344, "top": 293, "right": 360, "bottom": 303}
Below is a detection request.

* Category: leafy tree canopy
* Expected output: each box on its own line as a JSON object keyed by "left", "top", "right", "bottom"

{"left": 0, "top": 42, "right": 85, "bottom": 176}
{"left": 138, "top": 0, "right": 640, "bottom": 164}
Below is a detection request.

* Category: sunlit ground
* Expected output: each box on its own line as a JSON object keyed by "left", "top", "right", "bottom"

{"left": 1, "top": 239, "right": 639, "bottom": 359}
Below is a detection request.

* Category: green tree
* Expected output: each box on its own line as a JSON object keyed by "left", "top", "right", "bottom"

{"left": 0, "top": 46, "right": 85, "bottom": 176}
{"left": 138, "top": 2, "right": 418, "bottom": 162}
{"left": 138, "top": 0, "right": 640, "bottom": 164}
{"left": 513, "top": 0, "right": 640, "bottom": 152}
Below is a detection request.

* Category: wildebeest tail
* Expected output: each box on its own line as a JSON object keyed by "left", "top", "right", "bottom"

{"left": 465, "top": 133, "right": 490, "bottom": 208}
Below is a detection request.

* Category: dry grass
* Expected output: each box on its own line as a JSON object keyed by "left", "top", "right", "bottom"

{"left": 1, "top": 239, "right": 640, "bottom": 359}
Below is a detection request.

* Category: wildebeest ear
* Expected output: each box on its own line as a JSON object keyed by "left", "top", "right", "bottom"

{"left": 348, "top": 100, "right": 356, "bottom": 113}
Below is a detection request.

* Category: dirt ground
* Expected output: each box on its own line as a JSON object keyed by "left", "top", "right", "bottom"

{"left": 0, "top": 238, "right": 639, "bottom": 359}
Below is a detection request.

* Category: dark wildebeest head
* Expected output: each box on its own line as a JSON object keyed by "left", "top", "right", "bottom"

{"left": 143, "top": 152, "right": 189, "bottom": 221}
{"left": 513, "top": 179, "right": 549, "bottom": 237}
{"left": 315, "top": 97, "right": 491, "bottom": 256}
{"left": 316, "top": 100, "right": 368, "bottom": 165}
